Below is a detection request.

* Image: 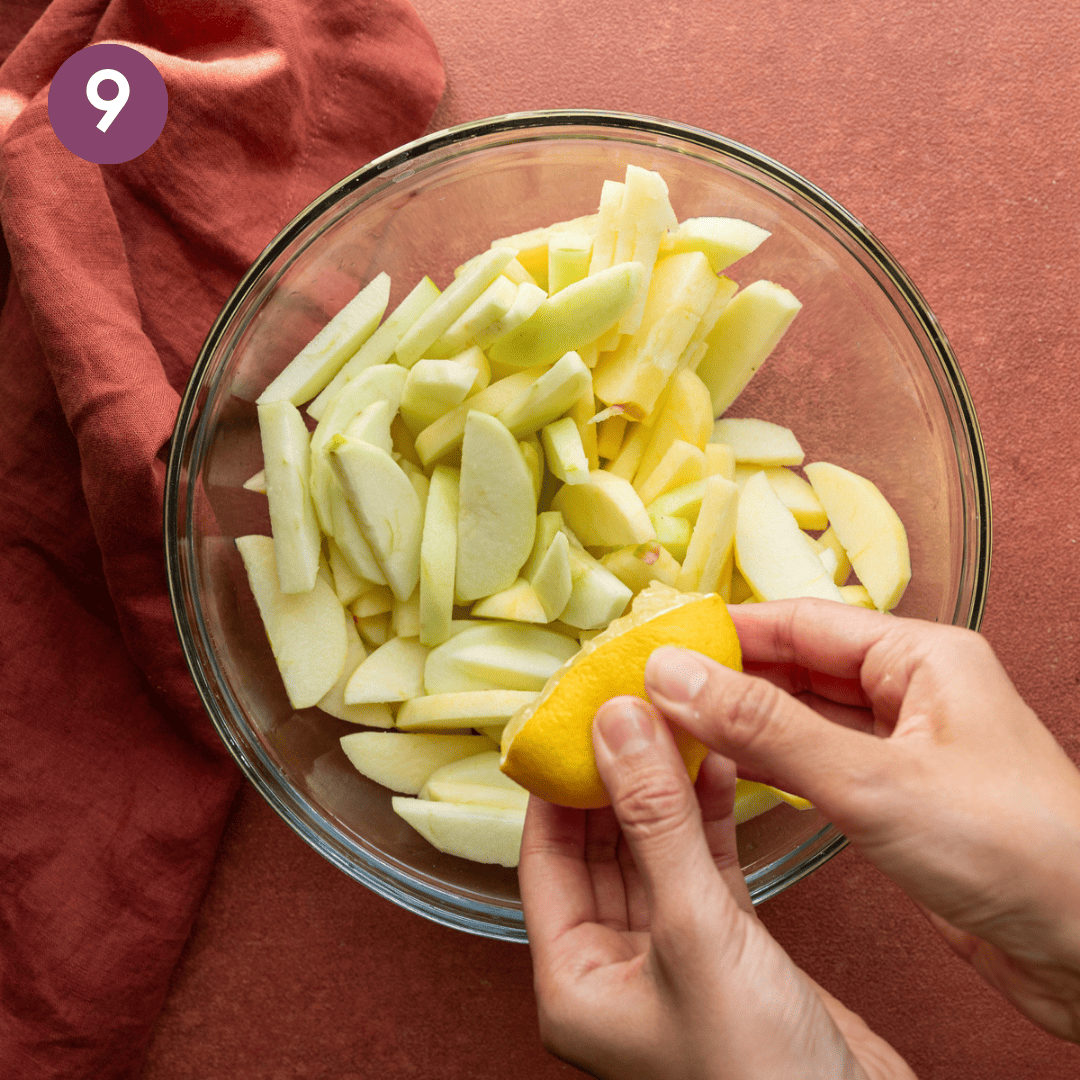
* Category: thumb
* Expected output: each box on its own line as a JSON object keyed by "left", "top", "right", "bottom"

{"left": 644, "top": 646, "right": 891, "bottom": 820}
{"left": 593, "top": 696, "right": 735, "bottom": 929}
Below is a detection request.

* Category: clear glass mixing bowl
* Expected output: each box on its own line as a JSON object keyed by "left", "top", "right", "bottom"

{"left": 165, "top": 111, "right": 991, "bottom": 940}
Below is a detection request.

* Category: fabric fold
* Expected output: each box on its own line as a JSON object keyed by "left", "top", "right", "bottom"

{"left": 0, "top": 2, "right": 444, "bottom": 1076}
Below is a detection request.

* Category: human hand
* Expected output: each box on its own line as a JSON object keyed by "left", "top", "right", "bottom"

{"left": 519, "top": 695, "right": 918, "bottom": 1080}
{"left": 644, "top": 599, "right": 1080, "bottom": 1043}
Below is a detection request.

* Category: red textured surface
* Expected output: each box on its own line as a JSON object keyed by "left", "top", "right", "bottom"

{"left": 145, "top": 0, "right": 1075, "bottom": 1076}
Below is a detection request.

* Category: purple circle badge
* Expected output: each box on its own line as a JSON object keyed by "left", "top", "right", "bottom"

{"left": 48, "top": 43, "right": 168, "bottom": 165}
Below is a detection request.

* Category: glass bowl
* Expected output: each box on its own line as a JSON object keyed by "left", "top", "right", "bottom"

{"left": 165, "top": 110, "right": 991, "bottom": 940}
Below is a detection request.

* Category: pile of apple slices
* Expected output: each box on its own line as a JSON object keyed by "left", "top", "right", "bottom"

{"left": 236, "top": 164, "right": 911, "bottom": 867}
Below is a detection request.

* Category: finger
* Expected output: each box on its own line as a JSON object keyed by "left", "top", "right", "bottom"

{"left": 592, "top": 696, "right": 733, "bottom": 932}
{"left": 695, "top": 753, "right": 755, "bottom": 914}
{"left": 644, "top": 646, "right": 892, "bottom": 819}
{"left": 519, "top": 796, "right": 597, "bottom": 962}
{"left": 743, "top": 659, "right": 873, "bottom": 710}
{"left": 583, "top": 805, "right": 630, "bottom": 932}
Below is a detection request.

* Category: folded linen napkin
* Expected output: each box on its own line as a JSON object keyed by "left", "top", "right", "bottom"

{"left": 0, "top": 3, "right": 443, "bottom": 1076}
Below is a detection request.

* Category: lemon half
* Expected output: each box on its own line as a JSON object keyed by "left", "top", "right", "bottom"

{"left": 499, "top": 582, "right": 742, "bottom": 808}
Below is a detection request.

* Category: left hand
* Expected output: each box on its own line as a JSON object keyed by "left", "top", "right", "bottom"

{"left": 519, "top": 695, "right": 917, "bottom": 1080}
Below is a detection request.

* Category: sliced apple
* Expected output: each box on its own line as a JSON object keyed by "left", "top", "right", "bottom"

{"left": 420, "top": 751, "right": 529, "bottom": 808}
{"left": 392, "top": 590, "right": 421, "bottom": 638}
{"left": 529, "top": 529, "right": 573, "bottom": 621}
{"left": 490, "top": 212, "right": 599, "bottom": 290}
{"left": 541, "top": 416, "right": 589, "bottom": 486}
{"left": 495, "top": 351, "right": 592, "bottom": 439}
{"left": 419, "top": 465, "right": 459, "bottom": 647}
{"left": 592, "top": 252, "right": 719, "bottom": 416}
{"left": 659, "top": 217, "right": 771, "bottom": 274}
{"left": 243, "top": 469, "right": 266, "bottom": 494}
{"left": 330, "top": 439, "right": 423, "bottom": 601}
{"left": 257, "top": 400, "right": 321, "bottom": 594}
{"left": 704, "top": 442, "right": 736, "bottom": 481}
{"left": 326, "top": 475, "right": 387, "bottom": 586}
{"left": 595, "top": 414, "right": 627, "bottom": 462}
{"left": 235, "top": 534, "right": 347, "bottom": 709}
{"left": 650, "top": 513, "right": 692, "bottom": 563}
{"left": 803, "top": 462, "right": 911, "bottom": 611}
{"left": 735, "top": 471, "right": 844, "bottom": 602}
{"left": 601, "top": 542, "right": 681, "bottom": 594}
{"left": 257, "top": 273, "right": 390, "bottom": 406}
{"left": 424, "top": 622, "right": 579, "bottom": 695}
{"left": 635, "top": 439, "right": 706, "bottom": 507}
{"left": 308, "top": 276, "right": 440, "bottom": 420}
{"left": 733, "top": 465, "right": 826, "bottom": 529}
{"left": 472, "top": 578, "right": 548, "bottom": 624}
{"left": 633, "top": 367, "right": 714, "bottom": 489}
{"left": 547, "top": 232, "right": 593, "bottom": 294}
{"left": 426, "top": 274, "right": 519, "bottom": 358}
{"left": 341, "top": 398, "right": 393, "bottom": 454}
{"left": 414, "top": 369, "right": 541, "bottom": 467}
{"left": 326, "top": 537, "right": 367, "bottom": 606}
{"left": 551, "top": 470, "right": 654, "bottom": 548}
{"left": 341, "top": 731, "right": 492, "bottom": 795}
{"left": 397, "top": 691, "right": 538, "bottom": 732}
{"left": 696, "top": 280, "right": 802, "bottom": 417}
{"left": 395, "top": 248, "right": 514, "bottom": 367}
{"left": 391, "top": 797, "right": 525, "bottom": 867}
{"left": 399, "top": 359, "right": 476, "bottom": 435}
{"left": 474, "top": 282, "right": 548, "bottom": 350}
{"left": 647, "top": 478, "right": 705, "bottom": 524}
{"left": 560, "top": 543, "right": 633, "bottom": 630}
{"left": 486, "top": 262, "right": 644, "bottom": 369}
{"left": 316, "top": 617, "right": 394, "bottom": 727}
{"left": 818, "top": 525, "right": 853, "bottom": 585}
{"left": 344, "top": 635, "right": 428, "bottom": 704}
{"left": 675, "top": 475, "right": 739, "bottom": 593}
{"left": 711, "top": 417, "right": 804, "bottom": 466}
{"left": 352, "top": 585, "right": 394, "bottom": 617}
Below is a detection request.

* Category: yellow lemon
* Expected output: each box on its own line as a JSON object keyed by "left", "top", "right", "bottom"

{"left": 499, "top": 582, "right": 742, "bottom": 808}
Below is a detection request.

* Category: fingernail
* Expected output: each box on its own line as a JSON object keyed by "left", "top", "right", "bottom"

{"left": 649, "top": 648, "right": 708, "bottom": 704}
{"left": 595, "top": 699, "right": 655, "bottom": 758}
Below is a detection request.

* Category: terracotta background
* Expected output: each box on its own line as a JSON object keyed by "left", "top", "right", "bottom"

{"left": 143, "top": 1, "right": 1080, "bottom": 1077}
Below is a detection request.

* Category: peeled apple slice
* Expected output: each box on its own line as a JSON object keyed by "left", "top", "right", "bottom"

{"left": 659, "top": 217, "right": 771, "bottom": 274}
{"left": 396, "top": 690, "right": 538, "bottom": 732}
{"left": 391, "top": 797, "right": 525, "bottom": 867}
{"left": 236, "top": 535, "right": 348, "bottom": 709}
{"left": 341, "top": 732, "right": 492, "bottom": 795}
{"left": 257, "top": 273, "right": 390, "bottom": 406}
{"left": 803, "top": 461, "right": 911, "bottom": 611}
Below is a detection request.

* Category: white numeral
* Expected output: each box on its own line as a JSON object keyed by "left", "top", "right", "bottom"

{"left": 86, "top": 68, "right": 130, "bottom": 133}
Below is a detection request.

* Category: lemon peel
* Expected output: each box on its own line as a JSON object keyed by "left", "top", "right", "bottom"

{"left": 499, "top": 581, "right": 742, "bottom": 808}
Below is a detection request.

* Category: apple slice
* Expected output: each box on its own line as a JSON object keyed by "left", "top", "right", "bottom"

{"left": 675, "top": 475, "right": 739, "bottom": 593}
{"left": 341, "top": 398, "right": 393, "bottom": 454}
{"left": 391, "top": 797, "right": 525, "bottom": 866}
{"left": 486, "top": 262, "right": 644, "bottom": 369}
{"left": 490, "top": 212, "right": 599, "bottom": 290}
{"left": 733, "top": 465, "right": 826, "bottom": 529}
{"left": 414, "top": 369, "right": 541, "bottom": 467}
{"left": 257, "top": 273, "right": 390, "bottom": 406}
{"left": 326, "top": 537, "right": 367, "bottom": 606}
{"left": 803, "top": 462, "right": 911, "bottom": 611}
{"left": 650, "top": 513, "right": 692, "bottom": 563}
{"left": 357, "top": 612, "right": 390, "bottom": 648}
{"left": 424, "top": 622, "right": 579, "bottom": 695}
{"left": 521, "top": 510, "right": 566, "bottom": 582}
{"left": 326, "top": 475, "right": 387, "bottom": 586}
{"left": 341, "top": 731, "right": 492, "bottom": 795}
{"left": 352, "top": 585, "right": 393, "bottom": 617}
{"left": 392, "top": 590, "right": 421, "bottom": 637}
{"left": 586, "top": 179, "right": 625, "bottom": 276}
{"left": 496, "top": 351, "right": 593, "bottom": 439}
{"left": 611, "top": 165, "right": 679, "bottom": 334}
{"left": 398, "top": 359, "right": 476, "bottom": 435}
{"left": 647, "top": 478, "right": 705, "bottom": 524}
{"left": 308, "top": 276, "right": 440, "bottom": 420}
{"left": 735, "top": 471, "right": 844, "bottom": 602}
{"left": 540, "top": 416, "right": 589, "bottom": 486}
{"left": 243, "top": 469, "right": 266, "bottom": 493}
{"left": 547, "top": 232, "right": 593, "bottom": 294}
{"left": 601, "top": 542, "right": 681, "bottom": 594}
{"left": 397, "top": 690, "right": 538, "bottom": 732}
{"left": 595, "top": 414, "right": 627, "bottom": 461}
{"left": 704, "top": 442, "right": 736, "bottom": 481}
{"left": 659, "top": 217, "right": 771, "bottom": 274}
{"left": 426, "top": 274, "right": 519, "bottom": 358}
{"left": 472, "top": 578, "right": 548, "bottom": 624}
{"left": 330, "top": 439, "right": 423, "bottom": 601}
{"left": 236, "top": 535, "right": 348, "bottom": 709}
{"left": 592, "top": 251, "right": 719, "bottom": 416}
{"left": 316, "top": 617, "right": 394, "bottom": 727}
{"left": 696, "top": 280, "right": 802, "bottom": 417}
{"left": 257, "top": 400, "right": 321, "bottom": 594}
{"left": 474, "top": 282, "right": 547, "bottom": 350}
{"left": 420, "top": 751, "right": 529, "bottom": 809}
{"left": 344, "top": 635, "right": 428, "bottom": 704}
{"left": 711, "top": 418, "right": 804, "bottom": 466}
{"left": 633, "top": 367, "right": 714, "bottom": 485}
{"left": 560, "top": 543, "right": 633, "bottom": 630}
{"left": 419, "top": 465, "right": 459, "bottom": 647}
{"left": 839, "top": 584, "right": 875, "bottom": 608}
{"left": 818, "top": 525, "right": 853, "bottom": 585}
{"left": 552, "top": 470, "right": 654, "bottom": 548}
{"left": 456, "top": 412, "right": 537, "bottom": 603}
{"left": 395, "top": 248, "right": 514, "bottom": 368}
{"left": 529, "top": 528, "right": 573, "bottom": 621}
{"left": 635, "top": 439, "right": 706, "bottom": 507}
{"left": 605, "top": 421, "right": 650, "bottom": 480}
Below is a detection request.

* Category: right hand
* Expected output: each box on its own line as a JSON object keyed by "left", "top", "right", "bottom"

{"left": 643, "top": 599, "right": 1080, "bottom": 1044}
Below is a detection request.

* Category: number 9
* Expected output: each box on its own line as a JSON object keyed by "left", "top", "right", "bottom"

{"left": 86, "top": 68, "right": 130, "bottom": 133}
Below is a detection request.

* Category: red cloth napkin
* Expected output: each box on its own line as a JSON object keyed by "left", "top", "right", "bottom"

{"left": 0, "top": 3, "right": 444, "bottom": 1076}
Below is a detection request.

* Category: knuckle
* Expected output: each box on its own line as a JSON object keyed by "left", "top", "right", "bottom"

{"left": 613, "top": 764, "right": 695, "bottom": 840}
{"left": 705, "top": 671, "right": 784, "bottom": 755}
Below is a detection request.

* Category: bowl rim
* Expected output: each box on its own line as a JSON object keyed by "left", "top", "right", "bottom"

{"left": 165, "top": 108, "right": 992, "bottom": 939}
